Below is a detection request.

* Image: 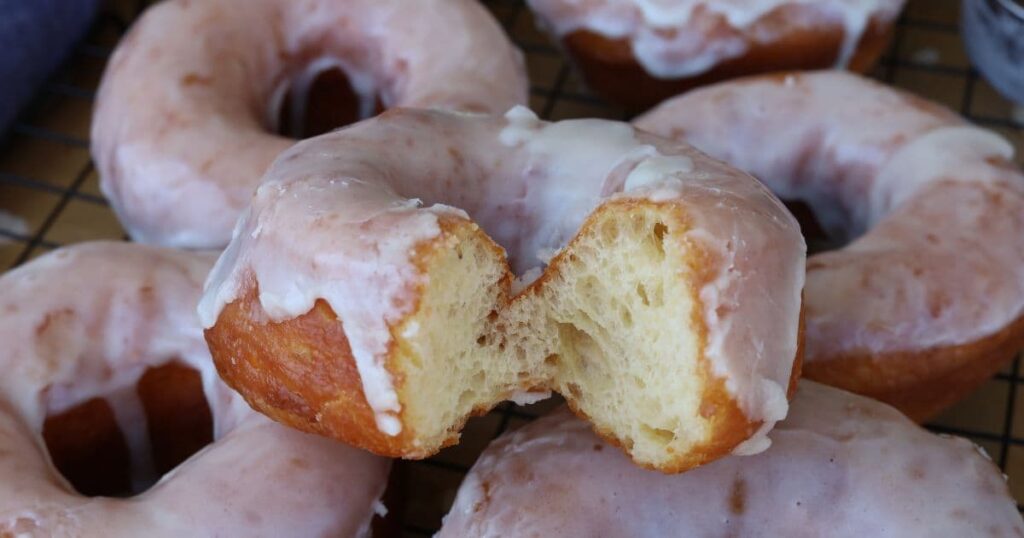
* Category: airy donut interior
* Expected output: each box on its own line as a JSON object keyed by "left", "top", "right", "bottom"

{"left": 393, "top": 202, "right": 717, "bottom": 470}
{"left": 42, "top": 362, "right": 213, "bottom": 496}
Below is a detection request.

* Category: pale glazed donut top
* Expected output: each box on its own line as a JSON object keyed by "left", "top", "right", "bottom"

{"left": 92, "top": 0, "right": 527, "bottom": 248}
{"left": 635, "top": 71, "right": 1024, "bottom": 359}
{"left": 438, "top": 381, "right": 1024, "bottom": 537}
{"left": 527, "top": 0, "right": 905, "bottom": 77}
{"left": 0, "top": 243, "right": 222, "bottom": 435}
{"left": 198, "top": 107, "right": 806, "bottom": 445}
{"left": 0, "top": 243, "right": 388, "bottom": 537}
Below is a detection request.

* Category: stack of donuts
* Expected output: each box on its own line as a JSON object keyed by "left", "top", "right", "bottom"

{"left": 2, "top": 0, "right": 1022, "bottom": 535}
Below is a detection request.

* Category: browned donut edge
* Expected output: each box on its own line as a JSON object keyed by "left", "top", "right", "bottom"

{"left": 804, "top": 311, "right": 1024, "bottom": 422}
{"left": 547, "top": 201, "right": 803, "bottom": 473}
{"left": 202, "top": 217, "right": 489, "bottom": 459}
{"left": 560, "top": 7, "right": 894, "bottom": 111}
{"left": 204, "top": 201, "right": 805, "bottom": 471}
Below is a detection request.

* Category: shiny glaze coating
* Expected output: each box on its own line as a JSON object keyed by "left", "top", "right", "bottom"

{"left": 440, "top": 382, "right": 1024, "bottom": 537}
{"left": 636, "top": 71, "right": 1024, "bottom": 419}
{"left": 0, "top": 243, "right": 389, "bottom": 537}
{"left": 92, "top": 0, "right": 527, "bottom": 248}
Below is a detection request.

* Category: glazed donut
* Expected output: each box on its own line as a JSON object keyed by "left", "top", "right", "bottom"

{"left": 199, "top": 106, "right": 806, "bottom": 472}
{"left": 91, "top": 0, "right": 528, "bottom": 249}
{"left": 635, "top": 71, "right": 1024, "bottom": 420}
{"left": 438, "top": 381, "right": 1024, "bottom": 537}
{"left": 526, "top": 0, "right": 904, "bottom": 110}
{"left": 0, "top": 243, "right": 389, "bottom": 536}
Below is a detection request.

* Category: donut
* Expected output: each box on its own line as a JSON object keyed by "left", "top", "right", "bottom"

{"left": 526, "top": 0, "right": 905, "bottom": 110}
{"left": 91, "top": 0, "right": 528, "bottom": 249}
{"left": 438, "top": 381, "right": 1024, "bottom": 537}
{"left": 198, "top": 106, "right": 806, "bottom": 472}
{"left": 634, "top": 71, "right": 1024, "bottom": 421}
{"left": 0, "top": 242, "right": 389, "bottom": 536}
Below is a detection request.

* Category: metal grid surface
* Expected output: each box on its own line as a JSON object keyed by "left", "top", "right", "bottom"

{"left": 0, "top": 1, "right": 1022, "bottom": 536}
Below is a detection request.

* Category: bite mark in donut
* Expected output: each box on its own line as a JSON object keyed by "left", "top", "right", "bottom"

{"left": 200, "top": 107, "right": 807, "bottom": 472}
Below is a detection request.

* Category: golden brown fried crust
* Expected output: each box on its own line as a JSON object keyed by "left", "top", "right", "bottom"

{"left": 680, "top": 308, "right": 804, "bottom": 473}
{"left": 205, "top": 284, "right": 419, "bottom": 457}
{"left": 561, "top": 7, "right": 893, "bottom": 111}
{"left": 205, "top": 217, "right": 489, "bottom": 458}
{"left": 805, "top": 311, "right": 1024, "bottom": 422}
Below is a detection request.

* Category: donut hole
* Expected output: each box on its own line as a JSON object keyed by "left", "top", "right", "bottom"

{"left": 783, "top": 199, "right": 844, "bottom": 253}
{"left": 42, "top": 397, "right": 132, "bottom": 497}
{"left": 273, "top": 64, "right": 384, "bottom": 139}
{"left": 42, "top": 362, "right": 213, "bottom": 497}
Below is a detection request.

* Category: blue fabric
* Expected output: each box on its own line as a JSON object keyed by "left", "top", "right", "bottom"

{"left": 0, "top": 0, "right": 100, "bottom": 135}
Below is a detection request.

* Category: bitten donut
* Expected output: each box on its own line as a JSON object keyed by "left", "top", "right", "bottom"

{"left": 527, "top": 0, "right": 904, "bottom": 110}
{"left": 635, "top": 71, "right": 1024, "bottom": 421}
{"left": 0, "top": 243, "right": 389, "bottom": 537}
{"left": 91, "top": 0, "right": 528, "bottom": 249}
{"left": 439, "top": 382, "right": 1024, "bottom": 537}
{"left": 199, "top": 107, "right": 806, "bottom": 472}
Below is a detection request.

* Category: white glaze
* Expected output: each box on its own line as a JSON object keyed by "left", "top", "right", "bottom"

{"left": 104, "top": 387, "right": 156, "bottom": 493}
{"left": 199, "top": 107, "right": 805, "bottom": 442}
{"left": 91, "top": 0, "right": 528, "bottom": 249}
{"left": 870, "top": 126, "right": 1015, "bottom": 222}
{"left": 439, "top": 382, "right": 1024, "bottom": 537}
{"left": 636, "top": 71, "right": 1024, "bottom": 360}
{"left": 621, "top": 154, "right": 695, "bottom": 190}
{"left": 508, "top": 390, "right": 553, "bottom": 406}
{"left": 527, "top": 0, "right": 905, "bottom": 78}
{"left": 0, "top": 243, "right": 390, "bottom": 537}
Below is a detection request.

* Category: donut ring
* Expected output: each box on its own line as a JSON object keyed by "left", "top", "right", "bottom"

{"left": 0, "top": 243, "right": 389, "bottom": 536}
{"left": 438, "top": 381, "right": 1024, "bottom": 536}
{"left": 526, "top": 0, "right": 905, "bottom": 110}
{"left": 91, "top": 0, "right": 528, "bottom": 249}
{"left": 635, "top": 71, "right": 1024, "bottom": 420}
{"left": 199, "top": 107, "right": 806, "bottom": 472}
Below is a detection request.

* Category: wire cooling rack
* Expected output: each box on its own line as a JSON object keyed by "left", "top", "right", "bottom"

{"left": 0, "top": 1, "right": 1022, "bottom": 535}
